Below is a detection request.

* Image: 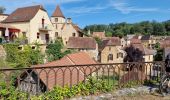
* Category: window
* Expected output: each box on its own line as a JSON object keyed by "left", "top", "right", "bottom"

{"left": 108, "top": 54, "right": 113, "bottom": 61}
{"left": 45, "top": 34, "right": 49, "bottom": 40}
{"left": 72, "top": 33, "right": 76, "bottom": 37}
{"left": 42, "top": 18, "right": 45, "bottom": 28}
{"left": 56, "top": 24, "right": 57, "bottom": 29}
{"left": 117, "top": 53, "right": 119, "bottom": 58}
{"left": 117, "top": 52, "right": 123, "bottom": 58}
{"left": 37, "top": 33, "right": 40, "bottom": 39}
{"left": 109, "top": 47, "right": 111, "bottom": 51}
{"left": 121, "top": 53, "right": 123, "bottom": 58}
{"left": 32, "top": 46, "right": 36, "bottom": 50}
{"left": 55, "top": 32, "right": 58, "bottom": 37}
{"left": 55, "top": 18, "right": 58, "bottom": 22}
{"left": 18, "top": 46, "right": 22, "bottom": 50}
{"left": 22, "top": 32, "right": 26, "bottom": 38}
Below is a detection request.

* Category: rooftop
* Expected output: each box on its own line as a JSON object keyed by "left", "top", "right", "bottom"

{"left": 3, "top": 5, "right": 45, "bottom": 23}
{"left": 67, "top": 37, "right": 97, "bottom": 49}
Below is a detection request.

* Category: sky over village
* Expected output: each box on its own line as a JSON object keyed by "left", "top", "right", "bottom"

{"left": 1, "top": 0, "right": 170, "bottom": 28}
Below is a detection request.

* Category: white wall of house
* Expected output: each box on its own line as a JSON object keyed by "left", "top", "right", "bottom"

{"left": 0, "top": 15, "right": 8, "bottom": 22}
{"left": 144, "top": 55, "right": 153, "bottom": 62}
{"left": 101, "top": 46, "right": 124, "bottom": 63}
{"left": 30, "top": 9, "right": 55, "bottom": 44}
{"left": 5, "top": 9, "right": 55, "bottom": 44}
{"left": 61, "top": 23, "right": 80, "bottom": 45}
{"left": 5, "top": 22, "right": 30, "bottom": 40}
{"left": 51, "top": 17, "right": 65, "bottom": 38}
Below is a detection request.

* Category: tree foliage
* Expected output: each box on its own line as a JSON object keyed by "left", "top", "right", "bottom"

{"left": 46, "top": 40, "right": 72, "bottom": 62}
{"left": 124, "top": 45, "right": 144, "bottom": 62}
{"left": 0, "top": 6, "right": 6, "bottom": 14}
{"left": 3, "top": 43, "right": 44, "bottom": 68}
{"left": 84, "top": 20, "right": 170, "bottom": 37}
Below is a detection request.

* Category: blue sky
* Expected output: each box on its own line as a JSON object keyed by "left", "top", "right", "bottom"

{"left": 1, "top": 0, "right": 170, "bottom": 28}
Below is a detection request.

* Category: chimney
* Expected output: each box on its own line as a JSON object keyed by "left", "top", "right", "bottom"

{"left": 67, "top": 18, "right": 72, "bottom": 24}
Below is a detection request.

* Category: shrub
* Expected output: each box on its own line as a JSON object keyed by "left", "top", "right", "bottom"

{"left": 32, "top": 77, "right": 113, "bottom": 100}
{"left": 3, "top": 43, "right": 44, "bottom": 68}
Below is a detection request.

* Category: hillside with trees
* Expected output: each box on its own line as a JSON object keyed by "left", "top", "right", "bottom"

{"left": 84, "top": 20, "right": 170, "bottom": 37}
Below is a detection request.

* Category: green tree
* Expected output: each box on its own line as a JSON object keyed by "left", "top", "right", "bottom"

{"left": 154, "top": 49, "right": 163, "bottom": 61}
{"left": 4, "top": 43, "right": 44, "bottom": 68}
{"left": 152, "top": 22, "right": 166, "bottom": 35}
{"left": 0, "top": 6, "right": 6, "bottom": 14}
{"left": 46, "top": 40, "right": 63, "bottom": 61}
{"left": 105, "top": 31, "right": 112, "bottom": 37}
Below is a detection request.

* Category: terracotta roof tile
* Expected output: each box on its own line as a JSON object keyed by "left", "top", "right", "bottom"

{"left": 160, "top": 40, "right": 170, "bottom": 48}
{"left": 67, "top": 37, "right": 97, "bottom": 49}
{"left": 32, "top": 52, "right": 97, "bottom": 90}
{"left": 141, "top": 35, "right": 151, "bottom": 40}
{"left": 99, "top": 37, "right": 121, "bottom": 51}
{"left": 92, "top": 32, "right": 105, "bottom": 39}
{"left": 130, "top": 39, "right": 141, "bottom": 44}
{"left": 61, "top": 23, "right": 83, "bottom": 33}
{"left": 3, "top": 5, "right": 45, "bottom": 23}
{"left": 52, "top": 5, "right": 65, "bottom": 18}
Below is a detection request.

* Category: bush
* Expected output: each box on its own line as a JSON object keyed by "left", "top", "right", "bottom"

{"left": 0, "top": 82, "right": 28, "bottom": 100}
{"left": 3, "top": 43, "right": 44, "bottom": 68}
{"left": 31, "top": 77, "right": 113, "bottom": 100}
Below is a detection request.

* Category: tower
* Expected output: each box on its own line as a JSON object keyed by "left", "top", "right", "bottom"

{"left": 51, "top": 5, "right": 65, "bottom": 38}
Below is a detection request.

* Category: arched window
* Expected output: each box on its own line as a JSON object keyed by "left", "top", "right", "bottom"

{"left": 108, "top": 54, "right": 113, "bottom": 61}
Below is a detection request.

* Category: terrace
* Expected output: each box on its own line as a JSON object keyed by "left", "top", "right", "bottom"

{"left": 0, "top": 61, "right": 165, "bottom": 99}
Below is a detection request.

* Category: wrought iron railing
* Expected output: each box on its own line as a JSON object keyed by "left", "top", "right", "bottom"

{"left": 0, "top": 61, "right": 165, "bottom": 95}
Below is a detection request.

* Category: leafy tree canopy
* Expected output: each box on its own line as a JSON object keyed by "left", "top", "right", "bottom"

{"left": 0, "top": 6, "right": 6, "bottom": 14}
{"left": 84, "top": 20, "right": 170, "bottom": 37}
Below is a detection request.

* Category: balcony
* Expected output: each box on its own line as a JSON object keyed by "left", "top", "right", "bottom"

{"left": 39, "top": 24, "right": 52, "bottom": 32}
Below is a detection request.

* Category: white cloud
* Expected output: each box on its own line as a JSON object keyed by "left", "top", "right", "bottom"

{"left": 66, "top": 6, "right": 108, "bottom": 14}
{"left": 110, "top": 0, "right": 158, "bottom": 14}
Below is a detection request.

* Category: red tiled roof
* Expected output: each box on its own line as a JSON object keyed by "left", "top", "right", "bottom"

{"left": 99, "top": 37, "right": 121, "bottom": 51}
{"left": 32, "top": 52, "right": 97, "bottom": 90}
{"left": 61, "top": 23, "right": 83, "bottom": 33}
{"left": 52, "top": 5, "right": 65, "bottom": 18}
{"left": 160, "top": 40, "right": 170, "bottom": 48}
{"left": 3, "top": 5, "right": 45, "bottom": 23}
{"left": 92, "top": 32, "right": 105, "bottom": 39}
{"left": 0, "top": 14, "right": 9, "bottom": 16}
{"left": 103, "top": 37, "right": 121, "bottom": 46}
{"left": 130, "top": 39, "right": 141, "bottom": 44}
{"left": 67, "top": 37, "right": 97, "bottom": 49}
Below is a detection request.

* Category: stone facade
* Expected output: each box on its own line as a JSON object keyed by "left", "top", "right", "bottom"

{"left": 3, "top": 5, "right": 55, "bottom": 45}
